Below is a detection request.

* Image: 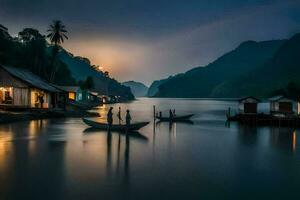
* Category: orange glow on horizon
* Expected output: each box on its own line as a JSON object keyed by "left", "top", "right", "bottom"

{"left": 64, "top": 38, "right": 147, "bottom": 80}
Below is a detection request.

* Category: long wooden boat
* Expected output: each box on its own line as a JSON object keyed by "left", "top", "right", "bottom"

{"left": 156, "top": 114, "right": 194, "bottom": 122}
{"left": 82, "top": 118, "right": 149, "bottom": 131}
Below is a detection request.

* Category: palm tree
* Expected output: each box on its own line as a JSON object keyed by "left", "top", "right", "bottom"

{"left": 46, "top": 20, "right": 68, "bottom": 82}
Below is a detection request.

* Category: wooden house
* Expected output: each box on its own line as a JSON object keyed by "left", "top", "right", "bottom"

{"left": 56, "top": 86, "right": 99, "bottom": 103}
{"left": 0, "top": 65, "right": 65, "bottom": 109}
{"left": 269, "top": 96, "right": 300, "bottom": 115}
{"left": 56, "top": 86, "right": 81, "bottom": 101}
{"left": 238, "top": 96, "right": 261, "bottom": 114}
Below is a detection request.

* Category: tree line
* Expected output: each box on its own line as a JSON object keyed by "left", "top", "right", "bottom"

{"left": 0, "top": 20, "right": 94, "bottom": 89}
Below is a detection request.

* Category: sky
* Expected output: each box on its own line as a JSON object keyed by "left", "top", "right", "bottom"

{"left": 1, "top": 0, "right": 300, "bottom": 85}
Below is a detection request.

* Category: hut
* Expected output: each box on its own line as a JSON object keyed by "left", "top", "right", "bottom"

{"left": 238, "top": 96, "right": 261, "bottom": 114}
{"left": 269, "top": 95, "right": 299, "bottom": 115}
{"left": 0, "top": 65, "right": 64, "bottom": 109}
{"left": 55, "top": 86, "right": 100, "bottom": 103}
{"left": 56, "top": 86, "right": 81, "bottom": 101}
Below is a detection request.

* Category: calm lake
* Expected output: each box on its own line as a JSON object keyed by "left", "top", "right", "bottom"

{"left": 1, "top": 98, "right": 300, "bottom": 199}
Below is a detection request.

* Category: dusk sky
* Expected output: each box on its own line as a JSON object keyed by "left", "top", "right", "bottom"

{"left": 1, "top": 0, "right": 300, "bottom": 85}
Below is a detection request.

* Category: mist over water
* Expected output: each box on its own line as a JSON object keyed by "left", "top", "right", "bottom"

{"left": 0, "top": 98, "right": 300, "bottom": 199}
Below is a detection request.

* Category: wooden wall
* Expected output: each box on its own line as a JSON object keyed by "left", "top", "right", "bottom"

{"left": 13, "top": 88, "right": 30, "bottom": 106}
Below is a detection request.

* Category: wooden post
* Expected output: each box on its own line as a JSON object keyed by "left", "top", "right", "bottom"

{"left": 227, "top": 107, "right": 231, "bottom": 119}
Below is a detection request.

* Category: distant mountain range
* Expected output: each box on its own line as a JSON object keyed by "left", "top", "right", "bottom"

{"left": 122, "top": 81, "right": 148, "bottom": 97}
{"left": 150, "top": 33, "right": 300, "bottom": 98}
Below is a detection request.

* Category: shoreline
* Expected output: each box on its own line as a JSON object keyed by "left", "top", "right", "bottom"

{"left": 0, "top": 110, "right": 99, "bottom": 124}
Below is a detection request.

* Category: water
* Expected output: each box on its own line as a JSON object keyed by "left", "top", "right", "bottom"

{"left": 1, "top": 98, "right": 300, "bottom": 199}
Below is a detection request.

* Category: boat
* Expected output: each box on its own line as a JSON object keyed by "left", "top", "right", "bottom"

{"left": 82, "top": 118, "right": 150, "bottom": 131}
{"left": 156, "top": 114, "right": 194, "bottom": 122}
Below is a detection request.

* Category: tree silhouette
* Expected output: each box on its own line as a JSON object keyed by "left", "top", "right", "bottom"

{"left": 18, "top": 28, "right": 46, "bottom": 76}
{"left": 46, "top": 20, "right": 68, "bottom": 82}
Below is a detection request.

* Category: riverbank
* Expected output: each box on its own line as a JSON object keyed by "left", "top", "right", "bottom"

{"left": 0, "top": 109, "right": 99, "bottom": 124}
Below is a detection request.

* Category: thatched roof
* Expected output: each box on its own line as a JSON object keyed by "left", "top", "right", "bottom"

{"left": 1, "top": 65, "right": 61, "bottom": 92}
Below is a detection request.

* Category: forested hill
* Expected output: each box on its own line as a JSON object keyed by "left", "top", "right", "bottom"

{"left": 147, "top": 76, "right": 173, "bottom": 97}
{"left": 59, "top": 50, "right": 134, "bottom": 100}
{"left": 0, "top": 24, "right": 134, "bottom": 100}
{"left": 153, "top": 39, "right": 286, "bottom": 98}
{"left": 211, "top": 33, "right": 300, "bottom": 98}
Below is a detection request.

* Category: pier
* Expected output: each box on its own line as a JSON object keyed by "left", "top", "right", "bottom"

{"left": 228, "top": 113, "right": 300, "bottom": 127}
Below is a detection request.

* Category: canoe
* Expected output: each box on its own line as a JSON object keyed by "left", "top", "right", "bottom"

{"left": 156, "top": 114, "right": 194, "bottom": 122}
{"left": 82, "top": 118, "right": 150, "bottom": 131}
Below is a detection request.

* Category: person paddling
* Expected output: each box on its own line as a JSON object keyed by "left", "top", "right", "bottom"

{"left": 107, "top": 107, "right": 113, "bottom": 128}
{"left": 125, "top": 109, "right": 132, "bottom": 131}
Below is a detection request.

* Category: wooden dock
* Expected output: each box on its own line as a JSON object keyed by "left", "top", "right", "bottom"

{"left": 227, "top": 113, "right": 300, "bottom": 127}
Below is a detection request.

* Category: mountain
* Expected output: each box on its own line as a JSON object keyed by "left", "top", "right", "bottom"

{"left": 122, "top": 81, "right": 148, "bottom": 97}
{"left": 147, "top": 76, "right": 174, "bottom": 97}
{"left": 212, "top": 33, "right": 300, "bottom": 98}
{"left": 154, "top": 39, "right": 285, "bottom": 98}
{"left": 59, "top": 50, "right": 134, "bottom": 101}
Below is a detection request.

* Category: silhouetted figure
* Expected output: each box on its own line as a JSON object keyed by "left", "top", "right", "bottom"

{"left": 39, "top": 94, "right": 44, "bottom": 108}
{"left": 173, "top": 109, "right": 176, "bottom": 116}
{"left": 169, "top": 109, "right": 173, "bottom": 120}
{"left": 159, "top": 111, "right": 162, "bottom": 118}
{"left": 126, "top": 110, "right": 132, "bottom": 130}
{"left": 107, "top": 107, "right": 113, "bottom": 127}
{"left": 117, "top": 107, "right": 122, "bottom": 124}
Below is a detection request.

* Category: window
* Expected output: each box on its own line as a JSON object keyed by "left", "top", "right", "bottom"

{"left": 68, "top": 92, "right": 75, "bottom": 100}
{"left": 0, "top": 87, "right": 13, "bottom": 104}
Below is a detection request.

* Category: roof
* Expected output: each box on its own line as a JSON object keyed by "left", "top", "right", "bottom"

{"left": 238, "top": 96, "right": 261, "bottom": 103}
{"left": 0, "top": 24, "right": 8, "bottom": 31}
{"left": 268, "top": 95, "right": 298, "bottom": 102}
{"left": 55, "top": 86, "right": 80, "bottom": 93}
{"left": 1, "top": 65, "right": 61, "bottom": 92}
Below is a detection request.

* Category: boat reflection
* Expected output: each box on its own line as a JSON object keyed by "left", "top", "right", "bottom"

{"left": 156, "top": 119, "right": 194, "bottom": 125}
{"left": 83, "top": 127, "right": 148, "bottom": 141}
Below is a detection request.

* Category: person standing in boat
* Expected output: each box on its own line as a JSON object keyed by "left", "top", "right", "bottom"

{"left": 107, "top": 107, "right": 113, "bottom": 127}
{"left": 117, "top": 107, "right": 122, "bottom": 124}
{"left": 169, "top": 109, "right": 173, "bottom": 120}
{"left": 125, "top": 109, "right": 132, "bottom": 130}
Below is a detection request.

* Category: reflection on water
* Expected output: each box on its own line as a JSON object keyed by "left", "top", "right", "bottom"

{"left": 270, "top": 127, "right": 297, "bottom": 153}
{"left": 1, "top": 98, "right": 300, "bottom": 199}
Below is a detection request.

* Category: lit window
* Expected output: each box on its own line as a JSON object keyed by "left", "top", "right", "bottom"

{"left": 68, "top": 92, "right": 75, "bottom": 100}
